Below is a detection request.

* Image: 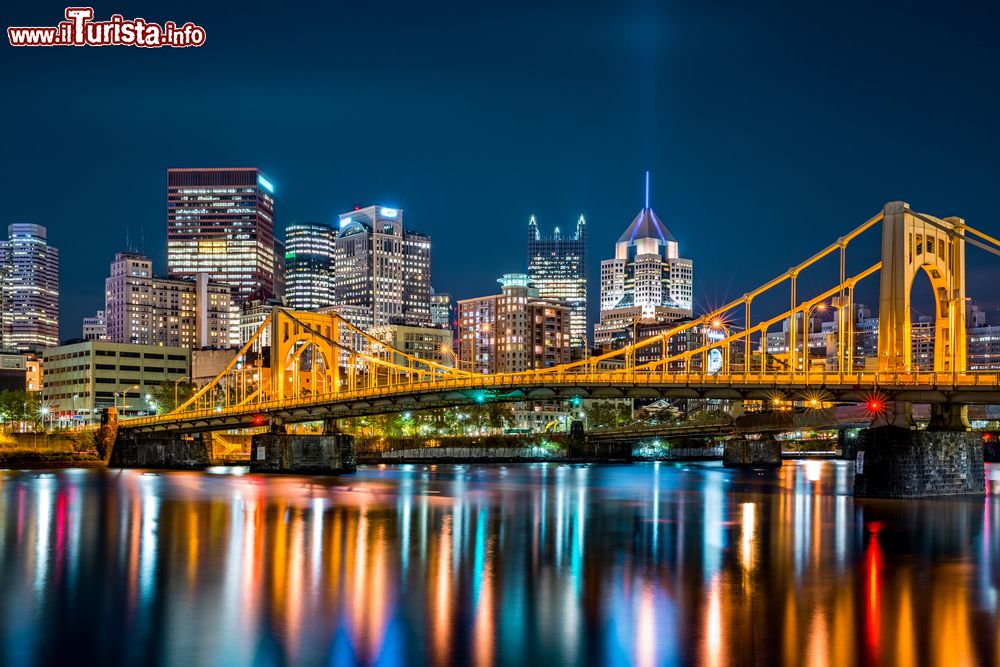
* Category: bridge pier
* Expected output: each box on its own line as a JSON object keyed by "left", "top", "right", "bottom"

{"left": 723, "top": 435, "right": 781, "bottom": 467}
{"left": 250, "top": 432, "right": 357, "bottom": 474}
{"left": 109, "top": 431, "right": 212, "bottom": 469}
{"left": 853, "top": 421, "right": 984, "bottom": 498}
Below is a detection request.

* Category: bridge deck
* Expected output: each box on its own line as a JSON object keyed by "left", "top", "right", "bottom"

{"left": 121, "top": 370, "right": 1000, "bottom": 434}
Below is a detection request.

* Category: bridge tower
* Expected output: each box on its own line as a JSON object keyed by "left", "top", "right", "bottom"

{"left": 877, "top": 200, "right": 967, "bottom": 373}
{"left": 270, "top": 308, "right": 339, "bottom": 402}
{"left": 855, "top": 201, "right": 983, "bottom": 498}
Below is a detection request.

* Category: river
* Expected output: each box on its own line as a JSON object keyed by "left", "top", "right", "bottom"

{"left": 1, "top": 461, "right": 999, "bottom": 666}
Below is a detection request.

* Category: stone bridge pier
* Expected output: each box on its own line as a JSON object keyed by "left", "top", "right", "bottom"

{"left": 853, "top": 402, "right": 985, "bottom": 498}
{"left": 722, "top": 434, "right": 781, "bottom": 467}
{"left": 110, "top": 416, "right": 356, "bottom": 475}
{"left": 250, "top": 419, "right": 356, "bottom": 474}
{"left": 723, "top": 412, "right": 783, "bottom": 467}
{"left": 110, "top": 431, "right": 212, "bottom": 469}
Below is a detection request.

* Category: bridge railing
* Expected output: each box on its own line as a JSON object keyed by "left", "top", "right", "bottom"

{"left": 119, "top": 369, "right": 1000, "bottom": 429}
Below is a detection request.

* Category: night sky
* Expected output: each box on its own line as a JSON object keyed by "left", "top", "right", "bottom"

{"left": 4, "top": 0, "right": 1000, "bottom": 338}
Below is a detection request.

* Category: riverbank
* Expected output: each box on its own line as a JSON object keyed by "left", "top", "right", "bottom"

{"left": 354, "top": 433, "right": 723, "bottom": 463}
{"left": 0, "top": 431, "right": 103, "bottom": 468}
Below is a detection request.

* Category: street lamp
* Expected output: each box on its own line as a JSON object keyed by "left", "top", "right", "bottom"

{"left": 120, "top": 384, "right": 139, "bottom": 415}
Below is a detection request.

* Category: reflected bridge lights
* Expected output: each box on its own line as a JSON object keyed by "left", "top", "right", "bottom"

{"left": 741, "top": 502, "right": 757, "bottom": 570}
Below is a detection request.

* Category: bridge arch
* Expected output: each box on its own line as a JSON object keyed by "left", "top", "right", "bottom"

{"left": 271, "top": 310, "right": 343, "bottom": 400}
{"left": 877, "top": 201, "right": 966, "bottom": 372}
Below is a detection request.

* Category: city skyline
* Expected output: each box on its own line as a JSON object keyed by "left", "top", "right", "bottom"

{"left": 6, "top": 1, "right": 1000, "bottom": 339}
{"left": 6, "top": 166, "right": 1000, "bottom": 341}
{"left": 7, "top": 4, "right": 1000, "bottom": 664}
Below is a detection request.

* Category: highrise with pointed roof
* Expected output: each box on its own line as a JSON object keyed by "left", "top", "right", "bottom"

{"left": 527, "top": 214, "right": 587, "bottom": 347}
{"left": 595, "top": 173, "right": 693, "bottom": 349}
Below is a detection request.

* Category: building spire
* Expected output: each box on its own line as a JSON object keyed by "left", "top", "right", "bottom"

{"left": 645, "top": 171, "right": 650, "bottom": 209}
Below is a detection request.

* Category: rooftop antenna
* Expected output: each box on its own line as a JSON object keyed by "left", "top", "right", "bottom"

{"left": 645, "top": 171, "right": 650, "bottom": 209}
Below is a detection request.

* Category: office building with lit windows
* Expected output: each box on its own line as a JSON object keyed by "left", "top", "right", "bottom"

{"left": 284, "top": 221, "right": 336, "bottom": 309}
{"left": 596, "top": 175, "right": 693, "bottom": 348}
{"left": 335, "top": 206, "right": 431, "bottom": 329}
{"left": 42, "top": 340, "right": 190, "bottom": 422}
{"left": 459, "top": 274, "right": 572, "bottom": 430}
{"left": 105, "top": 252, "right": 237, "bottom": 349}
{"left": 528, "top": 214, "right": 587, "bottom": 348}
{"left": 369, "top": 323, "right": 453, "bottom": 368}
{"left": 458, "top": 273, "right": 571, "bottom": 374}
{"left": 0, "top": 224, "right": 59, "bottom": 353}
{"left": 167, "top": 167, "right": 277, "bottom": 303}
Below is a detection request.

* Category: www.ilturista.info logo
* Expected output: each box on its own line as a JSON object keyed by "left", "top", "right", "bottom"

{"left": 8, "top": 7, "right": 206, "bottom": 48}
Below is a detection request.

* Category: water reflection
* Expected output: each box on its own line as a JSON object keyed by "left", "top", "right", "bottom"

{"left": 0, "top": 462, "right": 997, "bottom": 665}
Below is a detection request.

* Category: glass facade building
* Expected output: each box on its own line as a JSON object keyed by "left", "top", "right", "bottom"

{"left": 430, "top": 290, "right": 454, "bottom": 329}
{"left": 284, "top": 221, "right": 336, "bottom": 310}
{"left": 0, "top": 224, "right": 59, "bottom": 353}
{"left": 167, "top": 168, "right": 276, "bottom": 304}
{"left": 335, "top": 206, "right": 431, "bottom": 328}
{"left": 527, "top": 215, "right": 588, "bottom": 348}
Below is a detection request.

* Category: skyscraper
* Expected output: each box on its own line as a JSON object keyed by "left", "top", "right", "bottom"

{"left": 167, "top": 167, "right": 277, "bottom": 303}
{"left": 527, "top": 214, "right": 587, "bottom": 347}
{"left": 273, "top": 237, "right": 286, "bottom": 301}
{"left": 0, "top": 224, "right": 59, "bottom": 352}
{"left": 335, "top": 206, "right": 431, "bottom": 328}
{"left": 284, "top": 221, "right": 336, "bottom": 309}
{"left": 595, "top": 174, "right": 694, "bottom": 348}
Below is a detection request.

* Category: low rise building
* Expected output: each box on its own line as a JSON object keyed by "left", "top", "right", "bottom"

{"left": 83, "top": 310, "right": 107, "bottom": 341}
{"left": 369, "top": 324, "right": 452, "bottom": 368}
{"left": 0, "top": 354, "right": 28, "bottom": 392}
{"left": 42, "top": 340, "right": 189, "bottom": 422}
{"left": 192, "top": 348, "right": 240, "bottom": 386}
{"left": 25, "top": 355, "right": 41, "bottom": 392}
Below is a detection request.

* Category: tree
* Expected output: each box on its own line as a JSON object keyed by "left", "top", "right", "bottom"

{"left": 148, "top": 380, "right": 195, "bottom": 413}
{"left": 0, "top": 390, "right": 40, "bottom": 431}
{"left": 486, "top": 402, "right": 515, "bottom": 431}
{"left": 585, "top": 400, "right": 633, "bottom": 428}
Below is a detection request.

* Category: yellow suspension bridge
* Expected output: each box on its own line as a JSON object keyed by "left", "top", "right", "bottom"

{"left": 120, "top": 200, "right": 1000, "bottom": 435}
